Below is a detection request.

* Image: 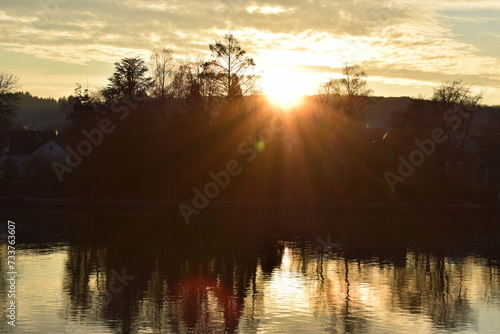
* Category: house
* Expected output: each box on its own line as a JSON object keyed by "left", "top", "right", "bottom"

{"left": 31, "top": 139, "right": 66, "bottom": 159}
{"left": 0, "top": 129, "right": 66, "bottom": 178}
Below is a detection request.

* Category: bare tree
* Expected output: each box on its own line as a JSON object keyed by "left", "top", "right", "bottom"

{"left": 150, "top": 49, "right": 174, "bottom": 99}
{"left": 389, "top": 80, "right": 481, "bottom": 139}
{"left": 0, "top": 71, "right": 19, "bottom": 96}
{"left": 432, "top": 80, "right": 481, "bottom": 151}
{"left": 388, "top": 80, "right": 482, "bottom": 183}
{"left": 432, "top": 79, "right": 482, "bottom": 110}
{"left": 316, "top": 64, "right": 373, "bottom": 193}
{"left": 196, "top": 59, "right": 221, "bottom": 105}
{"left": 0, "top": 71, "right": 20, "bottom": 138}
{"left": 149, "top": 49, "right": 176, "bottom": 135}
{"left": 317, "top": 64, "right": 372, "bottom": 125}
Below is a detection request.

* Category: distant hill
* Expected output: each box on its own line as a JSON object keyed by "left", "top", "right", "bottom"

{"left": 470, "top": 105, "right": 500, "bottom": 129}
{"left": 349, "top": 96, "right": 499, "bottom": 132}
{"left": 10, "top": 92, "right": 499, "bottom": 133}
{"left": 14, "top": 92, "right": 65, "bottom": 130}
{"left": 365, "top": 96, "right": 412, "bottom": 130}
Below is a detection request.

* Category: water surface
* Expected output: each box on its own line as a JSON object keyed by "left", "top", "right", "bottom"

{"left": 1, "top": 212, "right": 500, "bottom": 333}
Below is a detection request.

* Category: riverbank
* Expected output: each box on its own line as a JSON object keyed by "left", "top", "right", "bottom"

{"left": 1, "top": 196, "right": 499, "bottom": 214}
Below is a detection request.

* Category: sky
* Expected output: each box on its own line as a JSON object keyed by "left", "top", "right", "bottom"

{"left": 0, "top": 0, "right": 499, "bottom": 105}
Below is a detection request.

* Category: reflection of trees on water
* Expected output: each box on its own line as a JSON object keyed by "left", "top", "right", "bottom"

{"left": 61, "top": 230, "right": 500, "bottom": 333}
{"left": 392, "top": 252, "right": 477, "bottom": 331}
{"left": 63, "top": 245, "right": 101, "bottom": 313}
{"left": 62, "top": 228, "right": 280, "bottom": 333}
{"left": 0, "top": 246, "right": 8, "bottom": 301}
{"left": 63, "top": 240, "right": 159, "bottom": 333}
{"left": 283, "top": 245, "right": 495, "bottom": 333}
{"left": 484, "top": 265, "right": 500, "bottom": 305}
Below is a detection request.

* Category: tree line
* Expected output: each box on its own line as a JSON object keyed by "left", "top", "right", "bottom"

{"left": 0, "top": 33, "right": 498, "bottom": 203}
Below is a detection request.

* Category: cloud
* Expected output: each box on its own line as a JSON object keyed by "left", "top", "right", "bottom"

{"left": 429, "top": 0, "right": 500, "bottom": 10}
{"left": 0, "top": 0, "right": 412, "bottom": 61}
{"left": 0, "top": 0, "right": 498, "bottom": 103}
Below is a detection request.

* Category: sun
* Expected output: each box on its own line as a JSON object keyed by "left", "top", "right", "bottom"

{"left": 262, "top": 70, "right": 307, "bottom": 110}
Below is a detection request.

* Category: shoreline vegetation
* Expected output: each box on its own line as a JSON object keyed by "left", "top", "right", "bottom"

{"left": 2, "top": 35, "right": 500, "bottom": 210}
{"left": 2, "top": 197, "right": 499, "bottom": 213}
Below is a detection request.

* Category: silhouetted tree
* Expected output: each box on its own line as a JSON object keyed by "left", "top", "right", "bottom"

{"left": 150, "top": 49, "right": 174, "bottom": 100}
{"left": 208, "top": 34, "right": 257, "bottom": 99}
{"left": 432, "top": 80, "right": 481, "bottom": 154}
{"left": 191, "top": 59, "right": 221, "bottom": 120}
{"left": 316, "top": 64, "right": 373, "bottom": 194}
{"left": 0, "top": 71, "right": 20, "bottom": 139}
{"left": 61, "top": 84, "right": 104, "bottom": 130}
{"left": 390, "top": 80, "right": 481, "bottom": 154}
{"left": 207, "top": 34, "right": 259, "bottom": 124}
{"left": 388, "top": 80, "right": 482, "bottom": 190}
{"left": 149, "top": 49, "right": 176, "bottom": 154}
{"left": 318, "top": 64, "right": 372, "bottom": 125}
{"left": 103, "top": 57, "right": 154, "bottom": 102}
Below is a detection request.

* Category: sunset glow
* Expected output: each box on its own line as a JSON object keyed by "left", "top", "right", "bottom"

{"left": 0, "top": 0, "right": 498, "bottom": 103}
{"left": 2, "top": 1, "right": 500, "bottom": 333}
{"left": 262, "top": 70, "right": 307, "bottom": 110}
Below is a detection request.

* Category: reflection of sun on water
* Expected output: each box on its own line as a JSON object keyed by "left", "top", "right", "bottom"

{"left": 267, "top": 246, "right": 310, "bottom": 310}
{"left": 263, "top": 70, "right": 307, "bottom": 110}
